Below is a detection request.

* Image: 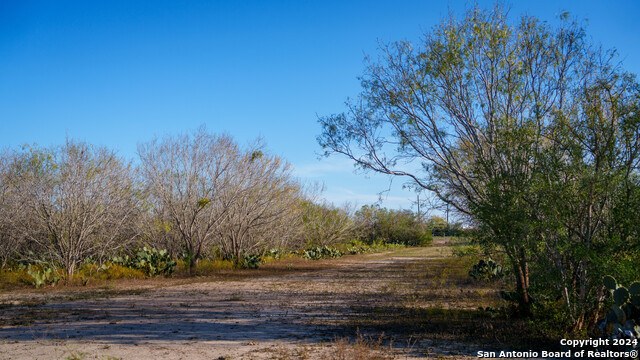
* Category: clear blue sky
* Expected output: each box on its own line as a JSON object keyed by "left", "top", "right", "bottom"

{"left": 1, "top": 0, "right": 639, "bottom": 214}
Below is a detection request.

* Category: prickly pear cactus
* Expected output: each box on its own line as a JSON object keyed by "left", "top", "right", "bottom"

{"left": 111, "top": 247, "right": 176, "bottom": 276}
{"left": 26, "top": 264, "right": 59, "bottom": 288}
{"left": 469, "top": 258, "right": 505, "bottom": 281}
{"left": 598, "top": 276, "right": 640, "bottom": 356}
{"left": 242, "top": 254, "right": 262, "bottom": 269}
{"left": 302, "top": 246, "right": 343, "bottom": 260}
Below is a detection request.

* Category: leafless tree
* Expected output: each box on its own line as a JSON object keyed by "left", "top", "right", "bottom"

{"left": 215, "top": 145, "right": 305, "bottom": 260}
{"left": 0, "top": 149, "right": 26, "bottom": 268}
{"left": 11, "top": 140, "right": 142, "bottom": 276}
{"left": 137, "top": 128, "right": 238, "bottom": 268}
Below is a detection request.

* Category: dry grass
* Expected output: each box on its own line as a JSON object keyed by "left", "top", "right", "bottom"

{"left": 255, "top": 332, "right": 394, "bottom": 360}
{"left": 331, "top": 241, "right": 556, "bottom": 352}
{"left": 327, "top": 331, "right": 394, "bottom": 360}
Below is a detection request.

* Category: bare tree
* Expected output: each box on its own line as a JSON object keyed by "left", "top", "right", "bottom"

{"left": 11, "top": 140, "right": 141, "bottom": 276}
{"left": 138, "top": 128, "right": 238, "bottom": 268}
{"left": 0, "top": 149, "right": 26, "bottom": 268}
{"left": 216, "top": 146, "right": 305, "bottom": 260}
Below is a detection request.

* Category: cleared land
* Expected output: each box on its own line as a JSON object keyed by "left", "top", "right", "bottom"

{"left": 0, "top": 240, "right": 533, "bottom": 359}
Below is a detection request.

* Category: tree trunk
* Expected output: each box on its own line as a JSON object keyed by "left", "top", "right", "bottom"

{"left": 515, "top": 249, "right": 531, "bottom": 316}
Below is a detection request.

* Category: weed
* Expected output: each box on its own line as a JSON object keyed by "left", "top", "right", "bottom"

{"left": 451, "top": 243, "right": 481, "bottom": 258}
{"left": 62, "top": 346, "right": 89, "bottom": 360}
{"left": 329, "top": 330, "right": 393, "bottom": 360}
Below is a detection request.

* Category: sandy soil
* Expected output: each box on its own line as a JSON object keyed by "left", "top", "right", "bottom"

{"left": 0, "top": 245, "right": 483, "bottom": 359}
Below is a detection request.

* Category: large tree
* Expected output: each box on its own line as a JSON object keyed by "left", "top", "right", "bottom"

{"left": 9, "top": 141, "right": 142, "bottom": 276}
{"left": 138, "top": 128, "right": 238, "bottom": 269}
{"left": 215, "top": 146, "right": 305, "bottom": 260}
{"left": 318, "top": 5, "right": 640, "bottom": 324}
{"left": 0, "top": 149, "right": 25, "bottom": 268}
{"left": 532, "top": 69, "right": 640, "bottom": 329}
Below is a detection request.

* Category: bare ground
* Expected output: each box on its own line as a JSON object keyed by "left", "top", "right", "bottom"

{"left": 0, "top": 241, "right": 505, "bottom": 359}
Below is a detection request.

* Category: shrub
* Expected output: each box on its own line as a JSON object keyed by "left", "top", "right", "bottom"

{"left": 0, "top": 267, "right": 35, "bottom": 289}
{"left": 355, "top": 206, "right": 432, "bottom": 246}
{"left": 72, "top": 263, "right": 146, "bottom": 284}
{"left": 347, "top": 243, "right": 372, "bottom": 255}
{"left": 183, "top": 259, "right": 235, "bottom": 275}
{"left": 263, "top": 248, "right": 282, "bottom": 260}
{"left": 100, "top": 264, "right": 146, "bottom": 280}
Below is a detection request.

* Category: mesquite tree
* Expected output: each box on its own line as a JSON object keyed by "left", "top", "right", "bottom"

{"left": 0, "top": 150, "right": 25, "bottom": 268}
{"left": 215, "top": 146, "right": 305, "bottom": 260}
{"left": 9, "top": 141, "right": 141, "bottom": 276}
{"left": 138, "top": 128, "right": 239, "bottom": 268}
{"left": 318, "top": 5, "right": 640, "bottom": 325}
{"left": 300, "top": 201, "right": 356, "bottom": 247}
{"left": 533, "top": 70, "right": 640, "bottom": 329}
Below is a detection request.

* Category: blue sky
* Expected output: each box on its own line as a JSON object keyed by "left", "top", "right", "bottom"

{"left": 1, "top": 0, "right": 639, "bottom": 214}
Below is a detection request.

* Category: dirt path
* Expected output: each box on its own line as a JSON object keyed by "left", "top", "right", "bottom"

{"left": 0, "top": 244, "right": 485, "bottom": 359}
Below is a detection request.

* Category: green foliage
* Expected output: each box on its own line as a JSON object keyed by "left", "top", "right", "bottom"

{"left": 451, "top": 240, "right": 483, "bottom": 258}
{"left": 468, "top": 258, "right": 505, "bottom": 281}
{"left": 604, "top": 275, "right": 618, "bottom": 291}
{"left": 355, "top": 205, "right": 432, "bottom": 246}
{"left": 220, "top": 253, "right": 264, "bottom": 269}
{"left": 242, "top": 254, "right": 262, "bottom": 269}
{"left": 346, "top": 242, "right": 373, "bottom": 255}
{"left": 302, "top": 246, "right": 344, "bottom": 260}
{"left": 197, "top": 198, "right": 210, "bottom": 208}
{"left": 0, "top": 267, "right": 34, "bottom": 288}
{"left": 343, "top": 239, "right": 405, "bottom": 255}
{"left": 263, "top": 248, "right": 281, "bottom": 259}
{"left": 99, "top": 264, "right": 146, "bottom": 280}
{"left": 598, "top": 276, "right": 640, "bottom": 349}
{"left": 75, "top": 262, "right": 146, "bottom": 282}
{"left": 111, "top": 246, "right": 176, "bottom": 277}
{"left": 499, "top": 290, "right": 527, "bottom": 305}
{"left": 477, "top": 306, "right": 504, "bottom": 318}
{"left": 301, "top": 200, "right": 355, "bottom": 247}
{"left": 26, "top": 264, "right": 60, "bottom": 288}
{"left": 318, "top": 2, "right": 640, "bottom": 328}
{"left": 427, "top": 216, "right": 465, "bottom": 237}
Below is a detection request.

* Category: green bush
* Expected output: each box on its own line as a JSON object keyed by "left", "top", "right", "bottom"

{"left": 0, "top": 267, "right": 34, "bottom": 288}
{"left": 347, "top": 242, "right": 372, "bottom": 255}
{"left": 182, "top": 259, "right": 235, "bottom": 274}
{"left": 355, "top": 206, "right": 432, "bottom": 246}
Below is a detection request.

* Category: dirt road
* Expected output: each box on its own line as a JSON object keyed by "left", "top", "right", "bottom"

{"left": 0, "top": 244, "right": 487, "bottom": 359}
